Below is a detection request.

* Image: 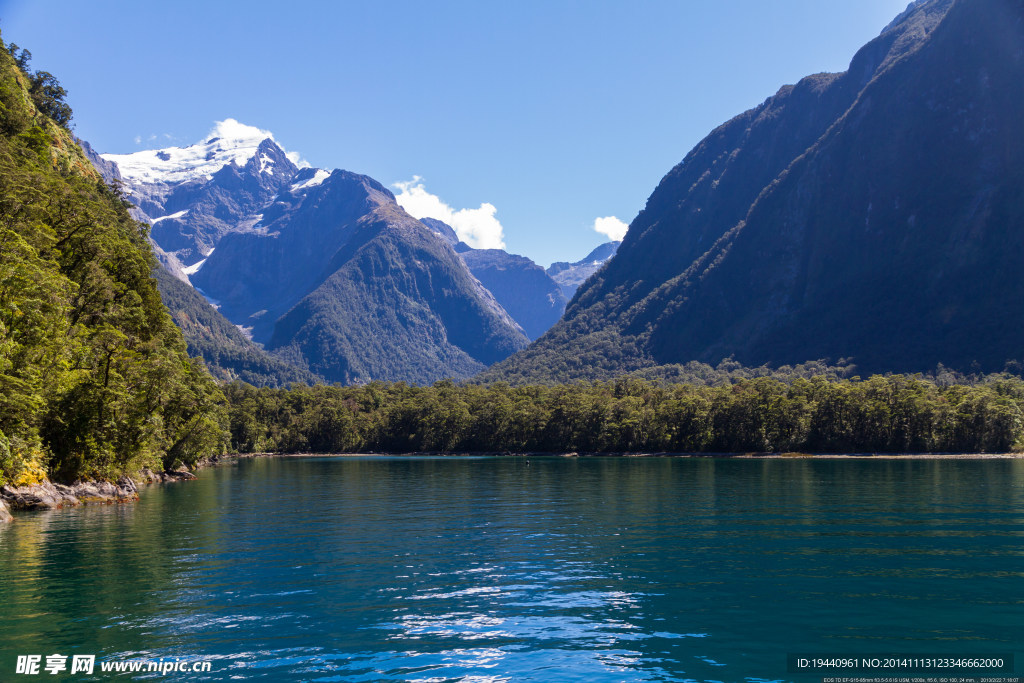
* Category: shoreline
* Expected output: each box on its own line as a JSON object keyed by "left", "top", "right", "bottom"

{"left": 3, "top": 450, "right": 1020, "bottom": 523}
{"left": 242, "top": 451, "right": 1024, "bottom": 460}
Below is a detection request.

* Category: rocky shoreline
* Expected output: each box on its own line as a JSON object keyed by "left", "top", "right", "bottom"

{"left": 0, "top": 464, "right": 203, "bottom": 523}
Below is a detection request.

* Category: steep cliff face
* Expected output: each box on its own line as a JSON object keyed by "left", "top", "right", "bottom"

{"left": 458, "top": 248, "right": 566, "bottom": 341}
{"left": 491, "top": 0, "right": 1024, "bottom": 382}
{"left": 153, "top": 266, "right": 320, "bottom": 387}
{"left": 191, "top": 170, "right": 386, "bottom": 343}
{"left": 149, "top": 139, "right": 299, "bottom": 265}
{"left": 421, "top": 217, "right": 567, "bottom": 341}
{"left": 640, "top": 0, "right": 1022, "bottom": 373}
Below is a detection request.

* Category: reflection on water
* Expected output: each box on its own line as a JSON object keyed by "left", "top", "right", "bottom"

{"left": 1, "top": 457, "right": 1022, "bottom": 681}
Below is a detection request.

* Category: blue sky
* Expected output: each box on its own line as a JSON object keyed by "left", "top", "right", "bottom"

{"left": 1, "top": 0, "right": 910, "bottom": 265}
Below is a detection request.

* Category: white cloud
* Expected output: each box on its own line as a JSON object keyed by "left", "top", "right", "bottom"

{"left": 392, "top": 176, "right": 506, "bottom": 250}
{"left": 593, "top": 215, "right": 628, "bottom": 241}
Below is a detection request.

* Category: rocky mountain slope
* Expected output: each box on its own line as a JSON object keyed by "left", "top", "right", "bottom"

{"left": 153, "top": 266, "right": 319, "bottom": 386}
{"left": 458, "top": 247, "right": 567, "bottom": 340}
{"left": 103, "top": 120, "right": 300, "bottom": 272}
{"left": 489, "top": 0, "right": 1024, "bottom": 383}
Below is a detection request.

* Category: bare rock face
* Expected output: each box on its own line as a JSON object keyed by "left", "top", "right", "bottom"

{"left": 0, "top": 498, "right": 12, "bottom": 523}
{"left": 138, "top": 468, "right": 198, "bottom": 483}
{"left": 1, "top": 481, "right": 79, "bottom": 510}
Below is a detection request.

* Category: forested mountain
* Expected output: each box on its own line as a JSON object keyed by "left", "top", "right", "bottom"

{"left": 489, "top": 0, "right": 1024, "bottom": 383}
{"left": 0, "top": 39, "right": 225, "bottom": 485}
{"left": 104, "top": 127, "right": 530, "bottom": 384}
{"left": 190, "top": 171, "right": 527, "bottom": 384}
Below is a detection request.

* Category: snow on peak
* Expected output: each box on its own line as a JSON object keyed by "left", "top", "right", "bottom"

{"left": 258, "top": 152, "right": 276, "bottom": 175}
{"left": 101, "top": 119, "right": 302, "bottom": 185}
{"left": 290, "top": 169, "right": 331, "bottom": 193}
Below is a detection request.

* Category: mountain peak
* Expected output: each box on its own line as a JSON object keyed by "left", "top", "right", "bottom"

{"left": 101, "top": 119, "right": 302, "bottom": 185}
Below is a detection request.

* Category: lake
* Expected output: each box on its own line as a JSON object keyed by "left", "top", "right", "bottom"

{"left": 1, "top": 456, "right": 1022, "bottom": 681}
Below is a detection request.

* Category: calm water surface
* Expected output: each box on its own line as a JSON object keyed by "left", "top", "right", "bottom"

{"left": 1, "top": 456, "right": 1022, "bottom": 681}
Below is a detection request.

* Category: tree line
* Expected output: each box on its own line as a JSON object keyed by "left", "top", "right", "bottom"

{"left": 224, "top": 374, "right": 1024, "bottom": 456}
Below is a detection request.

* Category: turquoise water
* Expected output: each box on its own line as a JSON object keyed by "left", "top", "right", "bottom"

{"left": 1, "top": 456, "right": 1022, "bottom": 681}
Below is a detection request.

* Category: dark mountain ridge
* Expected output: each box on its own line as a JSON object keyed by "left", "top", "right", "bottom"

{"left": 268, "top": 203, "right": 528, "bottom": 383}
{"left": 420, "top": 216, "right": 567, "bottom": 341}
{"left": 458, "top": 247, "right": 567, "bottom": 340}
{"left": 489, "top": 0, "right": 1023, "bottom": 382}
{"left": 192, "top": 169, "right": 389, "bottom": 343}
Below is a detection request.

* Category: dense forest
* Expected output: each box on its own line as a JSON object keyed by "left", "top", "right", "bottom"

{"left": 0, "top": 37, "right": 226, "bottom": 486}
{"left": 224, "top": 373, "right": 1024, "bottom": 456}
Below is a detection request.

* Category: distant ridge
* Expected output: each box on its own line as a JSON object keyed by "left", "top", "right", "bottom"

{"left": 546, "top": 241, "right": 620, "bottom": 300}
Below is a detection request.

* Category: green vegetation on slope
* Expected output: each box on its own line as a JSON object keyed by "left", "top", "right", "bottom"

{"left": 224, "top": 373, "right": 1024, "bottom": 455}
{"left": 0, "top": 38, "right": 226, "bottom": 484}
{"left": 266, "top": 202, "right": 530, "bottom": 384}
{"left": 154, "top": 267, "right": 321, "bottom": 387}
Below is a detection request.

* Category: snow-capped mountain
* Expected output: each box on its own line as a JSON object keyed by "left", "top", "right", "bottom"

{"left": 102, "top": 121, "right": 302, "bottom": 275}
{"left": 103, "top": 119, "right": 302, "bottom": 186}
{"left": 102, "top": 121, "right": 530, "bottom": 384}
{"left": 546, "top": 241, "right": 621, "bottom": 300}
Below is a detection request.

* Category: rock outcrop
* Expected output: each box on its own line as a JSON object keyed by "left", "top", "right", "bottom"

{"left": 0, "top": 477, "right": 139, "bottom": 512}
